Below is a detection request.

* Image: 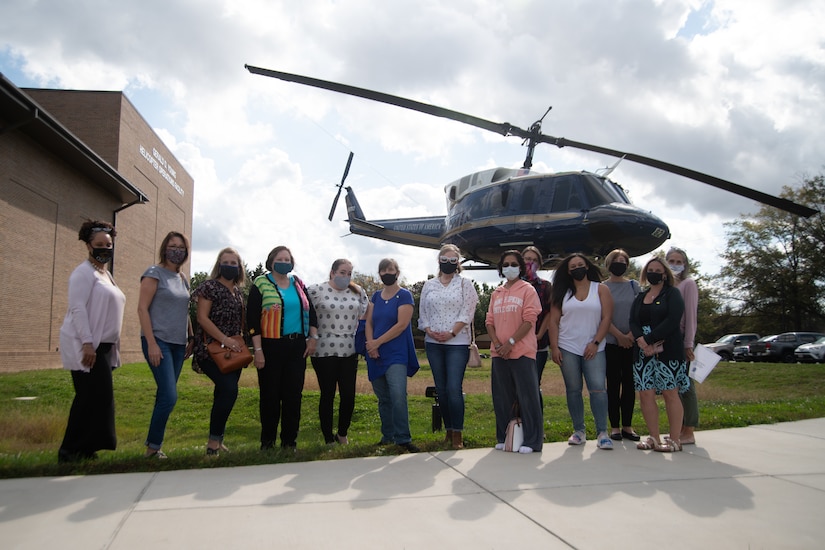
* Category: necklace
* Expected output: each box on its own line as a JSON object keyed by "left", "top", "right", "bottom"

{"left": 88, "top": 259, "right": 105, "bottom": 273}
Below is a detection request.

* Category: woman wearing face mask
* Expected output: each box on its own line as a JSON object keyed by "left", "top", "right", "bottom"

{"left": 543, "top": 253, "right": 614, "bottom": 450}
{"left": 521, "top": 246, "right": 553, "bottom": 394}
{"left": 486, "top": 250, "right": 543, "bottom": 453}
{"left": 629, "top": 258, "right": 688, "bottom": 452}
{"left": 248, "top": 246, "right": 318, "bottom": 450}
{"left": 192, "top": 247, "right": 247, "bottom": 456}
{"left": 666, "top": 247, "right": 699, "bottom": 445}
{"left": 136, "top": 231, "right": 194, "bottom": 459}
{"left": 365, "top": 258, "right": 420, "bottom": 453}
{"left": 418, "top": 245, "right": 479, "bottom": 449}
{"left": 58, "top": 220, "right": 126, "bottom": 463}
{"left": 603, "top": 249, "right": 641, "bottom": 442}
{"left": 307, "top": 259, "right": 368, "bottom": 445}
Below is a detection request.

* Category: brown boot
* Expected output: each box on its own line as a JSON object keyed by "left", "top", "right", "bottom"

{"left": 451, "top": 430, "right": 464, "bottom": 449}
{"left": 444, "top": 429, "right": 453, "bottom": 444}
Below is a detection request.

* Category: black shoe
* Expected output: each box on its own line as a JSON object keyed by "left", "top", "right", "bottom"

{"left": 398, "top": 442, "right": 420, "bottom": 453}
{"left": 621, "top": 430, "right": 641, "bottom": 441}
{"left": 609, "top": 432, "right": 623, "bottom": 441}
{"left": 261, "top": 441, "right": 275, "bottom": 451}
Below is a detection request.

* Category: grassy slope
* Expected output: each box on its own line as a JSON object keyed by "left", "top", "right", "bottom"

{"left": 1, "top": 355, "right": 822, "bottom": 478}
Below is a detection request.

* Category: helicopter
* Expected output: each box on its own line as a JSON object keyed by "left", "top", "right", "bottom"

{"left": 245, "top": 65, "right": 816, "bottom": 267}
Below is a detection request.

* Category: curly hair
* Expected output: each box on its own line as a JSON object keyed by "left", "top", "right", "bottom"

{"left": 78, "top": 220, "right": 116, "bottom": 243}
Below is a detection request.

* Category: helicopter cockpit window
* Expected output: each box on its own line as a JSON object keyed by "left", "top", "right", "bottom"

{"left": 587, "top": 175, "right": 630, "bottom": 204}
{"left": 550, "top": 177, "right": 582, "bottom": 212}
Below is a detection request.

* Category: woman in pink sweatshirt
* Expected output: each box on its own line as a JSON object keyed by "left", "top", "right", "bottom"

{"left": 485, "top": 250, "right": 543, "bottom": 453}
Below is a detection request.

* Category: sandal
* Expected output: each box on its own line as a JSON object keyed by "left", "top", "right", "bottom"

{"left": 655, "top": 439, "right": 683, "bottom": 452}
{"left": 636, "top": 437, "right": 658, "bottom": 450}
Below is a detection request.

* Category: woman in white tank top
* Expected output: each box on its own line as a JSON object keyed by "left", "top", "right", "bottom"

{"left": 541, "top": 254, "right": 614, "bottom": 450}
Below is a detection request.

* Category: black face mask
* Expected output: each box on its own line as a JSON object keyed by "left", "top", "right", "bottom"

{"left": 608, "top": 262, "right": 628, "bottom": 276}
{"left": 646, "top": 272, "right": 664, "bottom": 285}
{"left": 570, "top": 266, "right": 588, "bottom": 281}
{"left": 91, "top": 247, "right": 113, "bottom": 264}
{"left": 439, "top": 261, "right": 458, "bottom": 274}
{"left": 380, "top": 273, "right": 398, "bottom": 286}
{"left": 220, "top": 264, "right": 240, "bottom": 281}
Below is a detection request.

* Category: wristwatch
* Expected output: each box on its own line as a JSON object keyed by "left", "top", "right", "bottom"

{"left": 592, "top": 340, "right": 600, "bottom": 345}
{"left": 508, "top": 337, "right": 516, "bottom": 345}
{"left": 449, "top": 330, "right": 456, "bottom": 337}
{"left": 309, "top": 334, "right": 320, "bottom": 340}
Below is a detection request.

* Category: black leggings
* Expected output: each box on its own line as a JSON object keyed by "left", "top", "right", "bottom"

{"left": 311, "top": 354, "right": 358, "bottom": 442}
{"left": 606, "top": 344, "right": 636, "bottom": 429}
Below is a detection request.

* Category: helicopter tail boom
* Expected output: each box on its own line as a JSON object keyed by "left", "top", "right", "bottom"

{"left": 343, "top": 187, "right": 444, "bottom": 249}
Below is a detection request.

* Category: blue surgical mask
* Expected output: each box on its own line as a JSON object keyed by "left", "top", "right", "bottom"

{"left": 333, "top": 275, "right": 351, "bottom": 289}
{"left": 273, "top": 262, "right": 293, "bottom": 275}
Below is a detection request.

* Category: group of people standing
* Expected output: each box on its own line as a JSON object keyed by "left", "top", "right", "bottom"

{"left": 56, "top": 219, "right": 697, "bottom": 462}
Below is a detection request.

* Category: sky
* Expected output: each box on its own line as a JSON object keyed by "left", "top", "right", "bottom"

{"left": 2, "top": 0, "right": 823, "bottom": 288}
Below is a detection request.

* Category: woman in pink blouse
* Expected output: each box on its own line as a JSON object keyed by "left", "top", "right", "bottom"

{"left": 667, "top": 247, "right": 699, "bottom": 445}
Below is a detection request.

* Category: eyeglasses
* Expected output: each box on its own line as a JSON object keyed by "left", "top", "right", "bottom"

{"left": 439, "top": 256, "right": 459, "bottom": 264}
{"left": 502, "top": 262, "right": 520, "bottom": 268}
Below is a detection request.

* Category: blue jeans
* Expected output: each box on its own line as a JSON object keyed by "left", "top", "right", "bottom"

{"left": 142, "top": 337, "right": 186, "bottom": 449}
{"left": 559, "top": 348, "right": 608, "bottom": 434}
{"left": 371, "top": 363, "right": 411, "bottom": 444}
{"left": 426, "top": 342, "right": 469, "bottom": 431}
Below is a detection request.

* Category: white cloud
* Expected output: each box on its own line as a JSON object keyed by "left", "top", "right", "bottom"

{"left": 2, "top": 0, "right": 822, "bottom": 287}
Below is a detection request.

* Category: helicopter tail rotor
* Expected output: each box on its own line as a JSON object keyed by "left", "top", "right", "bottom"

{"left": 328, "top": 151, "right": 354, "bottom": 221}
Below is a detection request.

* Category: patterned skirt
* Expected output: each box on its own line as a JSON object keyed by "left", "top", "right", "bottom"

{"left": 632, "top": 326, "right": 689, "bottom": 394}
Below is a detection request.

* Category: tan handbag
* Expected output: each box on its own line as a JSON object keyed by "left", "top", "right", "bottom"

{"left": 206, "top": 335, "right": 252, "bottom": 374}
{"left": 467, "top": 321, "right": 482, "bottom": 368}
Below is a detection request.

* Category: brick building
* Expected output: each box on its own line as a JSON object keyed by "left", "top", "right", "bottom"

{"left": 0, "top": 74, "right": 194, "bottom": 372}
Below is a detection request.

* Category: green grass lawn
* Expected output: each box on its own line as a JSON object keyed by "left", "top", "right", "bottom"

{"left": 1, "top": 354, "right": 823, "bottom": 478}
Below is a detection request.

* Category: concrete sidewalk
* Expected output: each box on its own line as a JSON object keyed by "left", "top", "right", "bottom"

{"left": 2, "top": 418, "right": 823, "bottom": 549}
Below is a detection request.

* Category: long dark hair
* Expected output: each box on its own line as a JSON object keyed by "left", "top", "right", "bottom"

{"left": 551, "top": 253, "right": 602, "bottom": 307}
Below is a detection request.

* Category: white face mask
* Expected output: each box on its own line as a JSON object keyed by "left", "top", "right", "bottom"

{"left": 669, "top": 263, "right": 685, "bottom": 275}
{"left": 502, "top": 266, "right": 521, "bottom": 281}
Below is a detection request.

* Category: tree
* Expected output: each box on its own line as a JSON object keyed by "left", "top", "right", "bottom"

{"left": 717, "top": 174, "right": 825, "bottom": 334}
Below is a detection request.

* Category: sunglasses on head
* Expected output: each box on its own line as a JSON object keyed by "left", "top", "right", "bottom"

{"left": 439, "top": 256, "right": 459, "bottom": 264}
{"left": 90, "top": 227, "right": 112, "bottom": 233}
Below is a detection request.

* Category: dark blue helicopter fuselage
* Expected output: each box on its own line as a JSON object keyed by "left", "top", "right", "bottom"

{"left": 344, "top": 170, "right": 670, "bottom": 266}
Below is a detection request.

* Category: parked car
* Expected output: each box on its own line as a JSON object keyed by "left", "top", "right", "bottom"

{"left": 733, "top": 335, "right": 777, "bottom": 362}
{"left": 747, "top": 332, "right": 825, "bottom": 363}
{"left": 795, "top": 337, "right": 825, "bottom": 363}
{"left": 704, "top": 333, "right": 760, "bottom": 361}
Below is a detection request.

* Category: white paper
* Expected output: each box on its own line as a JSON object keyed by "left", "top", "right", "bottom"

{"left": 689, "top": 343, "right": 721, "bottom": 383}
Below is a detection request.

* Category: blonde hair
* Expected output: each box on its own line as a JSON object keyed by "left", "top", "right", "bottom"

{"left": 209, "top": 247, "right": 246, "bottom": 285}
{"left": 665, "top": 247, "right": 690, "bottom": 278}
{"left": 639, "top": 257, "right": 674, "bottom": 287}
{"left": 437, "top": 244, "right": 462, "bottom": 274}
{"left": 604, "top": 248, "right": 630, "bottom": 267}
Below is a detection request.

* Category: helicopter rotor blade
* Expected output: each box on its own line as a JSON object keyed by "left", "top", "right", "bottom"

{"left": 245, "top": 64, "right": 816, "bottom": 218}
{"left": 245, "top": 64, "right": 532, "bottom": 139}
{"left": 329, "top": 151, "right": 354, "bottom": 222}
{"left": 537, "top": 135, "right": 816, "bottom": 218}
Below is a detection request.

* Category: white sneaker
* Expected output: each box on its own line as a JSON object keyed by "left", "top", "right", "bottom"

{"left": 517, "top": 446, "right": 534, "bottom": 454}
{"left": 494, "top": 443, "right": 505, "bottom": 450}
{"left": 568, "top": 431, "right": 586, "bottom": 445}
{"left": 597, "top": 432, "right": 614, "bottom": 450}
